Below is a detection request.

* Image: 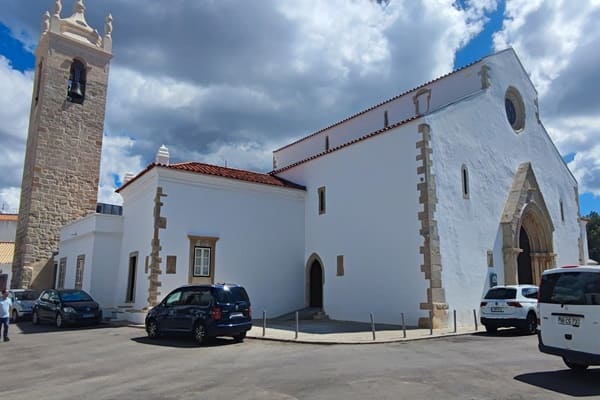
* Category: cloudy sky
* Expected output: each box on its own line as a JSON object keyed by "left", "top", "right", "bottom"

{"left": 0, "top": 0, "right": 598, "bottom": 215}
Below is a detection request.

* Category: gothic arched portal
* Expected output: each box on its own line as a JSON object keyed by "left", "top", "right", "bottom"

{"left": 501, "top": 163, "right": 555, "bottom": 285}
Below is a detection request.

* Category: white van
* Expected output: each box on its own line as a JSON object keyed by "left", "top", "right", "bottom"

{"left": 538, "top": 265, "right": 600, "bottom": 371}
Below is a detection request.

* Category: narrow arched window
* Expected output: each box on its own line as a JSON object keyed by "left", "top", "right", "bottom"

{"left": 461, "top": 164, "right": 469, "bottom": 199}
{"left": 325, "top": 135, "right": 330, "bottom": 151}
{"left": 384, "top": 110, "right": 389, "bottom": 128}
{"left": 34, "top": 59, "right": 43, "bottom": 106}
{"left": 67, "top": 59, "right": 86, "bottom": 104}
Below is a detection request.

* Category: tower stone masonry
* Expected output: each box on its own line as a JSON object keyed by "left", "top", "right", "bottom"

{"left": 11, "top": 0, "right": 113, "bottom": 289}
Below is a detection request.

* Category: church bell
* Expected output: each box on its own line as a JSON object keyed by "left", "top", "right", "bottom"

{"left": 68, "top": 81, "right": 84, "bottom": 99}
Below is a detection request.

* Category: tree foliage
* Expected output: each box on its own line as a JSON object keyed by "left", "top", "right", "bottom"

{"left": 587, "top": 211, "right": 600, "bottom": 263}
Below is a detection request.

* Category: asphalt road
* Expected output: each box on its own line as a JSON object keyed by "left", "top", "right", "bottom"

{"left": 1, "top": 322, "right": 598, "bottom": 399}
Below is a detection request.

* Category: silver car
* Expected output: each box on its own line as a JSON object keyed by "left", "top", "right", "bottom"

{"left": 9, "top": 289, "right": 41, "bottom": 322}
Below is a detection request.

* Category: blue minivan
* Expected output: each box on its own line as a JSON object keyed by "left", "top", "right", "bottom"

{"left": 145, "top": 283, "right": 252, "bottom": 345}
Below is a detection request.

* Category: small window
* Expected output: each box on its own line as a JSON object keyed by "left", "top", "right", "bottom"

{"left": 67, "top": 59, "right": 86, "bottom": 104}
{"left": 57, "top": 258, "right": 67, "bottom": 289}
{"left": 461, "top": 164, "right": 469, "bottom": 199}
{"left": 194, "top": 247, "right": 211, "bottom": 277}
{"left": 166, "top": 255, "right": 177, "bottom": 274}
{"left": 318, "top": 186, "right": 326, "bottom": 215}
{"left": 337, "top": 255, "right": 344, "bottom": 276}
{"left": 74, "top": 255, "right": 85, "bottom": 290}
{"left": 325, "top": 135, "right": 330, "bottom": 151}
{"left": 560, "top": 201, "right": 565, "bottom": 222}
{"left": 487, "top": 250, "right": 494, "bottom": 268}
{"left": 34, "top": 60, "right": 43, "bottom": 105}
{"left": 384, "top": 110, "right": 389, "bottom": 128}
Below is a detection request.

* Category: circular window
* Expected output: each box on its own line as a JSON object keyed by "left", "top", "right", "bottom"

{"left": 505, "top": 87, "right": 525, "bottom": 132}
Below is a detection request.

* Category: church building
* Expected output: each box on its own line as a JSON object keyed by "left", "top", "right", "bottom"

{"left": 19, "top": 2, "right": 586, "bottom": 328}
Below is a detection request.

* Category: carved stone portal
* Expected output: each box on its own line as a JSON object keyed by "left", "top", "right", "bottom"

{"left": 501, "top": 163, "right": 555, "bottom": 285}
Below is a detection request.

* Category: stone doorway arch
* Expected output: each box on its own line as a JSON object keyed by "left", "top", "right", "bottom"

{"left": 501, "top": 163, "right": 555, "bottom": 285}
{"left": 305, "top": 253, "right": 324, "bottom": 308}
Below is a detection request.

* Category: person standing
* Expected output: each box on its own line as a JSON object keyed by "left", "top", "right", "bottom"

{"left": 0, "top": 290, "right": 12, "bottom": 342}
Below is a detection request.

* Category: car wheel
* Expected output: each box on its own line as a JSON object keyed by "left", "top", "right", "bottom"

{"left": 11, "top": 309, "right": 18, "bottom": 323}
{"left": 32, "top": 310, "right": 40, "bottom": 325}
{"left": 146, "top": 319, "right": 160, "bottom": 339}
{"left": 193, "top": 323, "right": 206, "bottom": 345}
{"left": 484, "top": 324, "right": 497, "bottom": 333}
{"left": 563, "top": 358, "right": 589, "bottom": 372}
{"left": 233, "top": 331, "right": 247, "bottom": 342}
{"left": 55, "top": 313, "right": 64, "bottom": 329}
{"left": 521, "top": 312, "right": 537, "bottom": 335}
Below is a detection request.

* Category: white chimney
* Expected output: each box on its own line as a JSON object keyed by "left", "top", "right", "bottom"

{"left": 123, "top": 172, "right": 135, "bottom": 183}
{"left": 156, "top": 144, "right": 170, "bottom": 165}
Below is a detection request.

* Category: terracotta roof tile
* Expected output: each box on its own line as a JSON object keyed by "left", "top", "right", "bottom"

{"left": 117, "top": 162, "right": 305, "bottom": 193}
{"left": 0, "top": 242, "right": 14, "bottom": 264}
{"left": 272, "top": 115, "right": 421, "bottom": 174}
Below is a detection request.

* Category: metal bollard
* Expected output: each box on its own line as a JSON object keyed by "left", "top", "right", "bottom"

{"left": 473, "top": 309, "right": 478, "bottom": 331}
{"left": 370, "top": 312, "right": 376, "bottom": 340}
{"left": 429, "top": 311, "right": 433, "bottom": 335}
{"left": 295, "top": 311, "right": 299, "bottom": 340}
{"left": 453, "top": 309, "right": 457, "bottom": 333}
{"left": 401, "top": 312, "right": 406, "bottom": 338}
{"left": 262, "top": 310, "right": 266, "bottom": 337}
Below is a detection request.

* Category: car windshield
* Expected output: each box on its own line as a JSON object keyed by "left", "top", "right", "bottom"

{"left": 484, "top": 288, "right": 517, "bottom": 300}
{"left": 59, "top": 290, "right": 93, "bottom": 302}
{"left": 14, "top": 291, "right": 40, "bottom": 301}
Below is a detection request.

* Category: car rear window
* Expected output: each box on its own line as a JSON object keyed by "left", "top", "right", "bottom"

{"left": 215, "top": 286, "right": 249, "bottom": 303}
{"left": 15, "top": 291, "right": 40, "bottom": 301}
{"left": 539, "top": 272, "right": 600, "bottom": 305}
{"left": 484, "top": 288, "right": 517, "bottom": 300}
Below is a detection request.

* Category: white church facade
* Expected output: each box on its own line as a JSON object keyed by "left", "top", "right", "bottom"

{"left": 57, "top": 48, "right": 586, "bottom": 328}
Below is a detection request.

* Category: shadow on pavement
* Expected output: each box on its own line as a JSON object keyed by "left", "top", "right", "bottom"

{"left": 255, "top": 319, "right": 410, "bottom": 334}
{"left": 132, "top": 335, "right": 240, "bottom": 349}
{"left": 472, "top": 327, "right": 535, "bottom": 338}
{"left": 15, "top": 320, "right": 126, "bottom": 334}
{"left": 514, "top": 369, "right": 600, "bottom": 397}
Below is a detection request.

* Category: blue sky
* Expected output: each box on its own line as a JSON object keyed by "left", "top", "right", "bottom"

{"left": 0, "top": 0, "right": 598, "bottom": 216}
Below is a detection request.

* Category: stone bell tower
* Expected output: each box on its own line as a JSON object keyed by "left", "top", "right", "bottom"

{"left": 11, "top": 0, "right": 113, "bottom": 289}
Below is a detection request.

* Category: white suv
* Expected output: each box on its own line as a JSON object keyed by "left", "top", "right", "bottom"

{"left": 480, "top": 285, "right": 538, "bottom": 334}
{"left": 538, "top": 265, "right": 600, "bottom": 371}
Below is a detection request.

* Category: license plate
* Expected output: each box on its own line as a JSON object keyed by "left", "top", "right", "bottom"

{"left": 490, "top": 307, "right": 503, "bottom": 312}
{"left": 558, "top": 316, "right": 581, "bottom": 327}
{"left": 230, "top": 312, "right": 243, "bottom": 319}
{"left": 83, "top": 313, "right": 95, "bottom": 318}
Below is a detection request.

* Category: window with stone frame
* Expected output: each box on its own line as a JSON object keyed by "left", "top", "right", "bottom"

{"left": 74, "top": 255, "right": 85, "bottom": 289}
{"left": 188, "top": 235, "right": 218, "bottom": 284}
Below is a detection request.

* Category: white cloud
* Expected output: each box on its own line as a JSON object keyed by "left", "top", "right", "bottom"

{"left": 0, "top": 187, "right": 20, "bottom": 214}
{"left": 98, "top": 135, "right": 145, "bottom": 205}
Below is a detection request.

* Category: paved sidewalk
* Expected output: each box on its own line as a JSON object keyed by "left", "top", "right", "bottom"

{"left": 247, "top": 319, "right": 486, "bottom": 344}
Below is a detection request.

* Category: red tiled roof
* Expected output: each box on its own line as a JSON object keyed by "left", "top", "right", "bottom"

{"left": 117, "top": 162, "right": 305, "bottom": 193}
{"left": 274, "top": 58, "right": 483, "bottom": 153}
{"left": 272, "top": 115, "right": 422, "bottom": 174}
{"left": 0, "top": 214, "right": 18, "bottom": 221}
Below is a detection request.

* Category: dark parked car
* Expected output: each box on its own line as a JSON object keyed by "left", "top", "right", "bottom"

{"left": 145, "top": 283, "right": 252, "bottom": 345}
{"left": 8, "top": 289, "right": 40, "bottom": 322}
{"left": 32, "top": 289, "right": 103, "bottom": 328}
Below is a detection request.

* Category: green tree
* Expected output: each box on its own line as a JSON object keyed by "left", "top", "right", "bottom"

{"left": 587, "top": 211, "right": 600, "bottom": 263}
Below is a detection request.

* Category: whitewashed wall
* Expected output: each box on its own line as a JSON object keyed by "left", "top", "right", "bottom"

{"left": 118, "top": 167, "right": 306, "bottom": 318}
{"left": 428, "top": 50, "right": 581, "bottom": 326}
{"left": 114, "top": 171, "right": 157, "bottom": 308}
{"left": 58, "top": 213, "right": 123, "bottom": 308}
{"left": 273, "top": 62, "right": 482, "bottom": 170}
{"left": 277, "top": 121, "right": 425, "bottom": 326}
